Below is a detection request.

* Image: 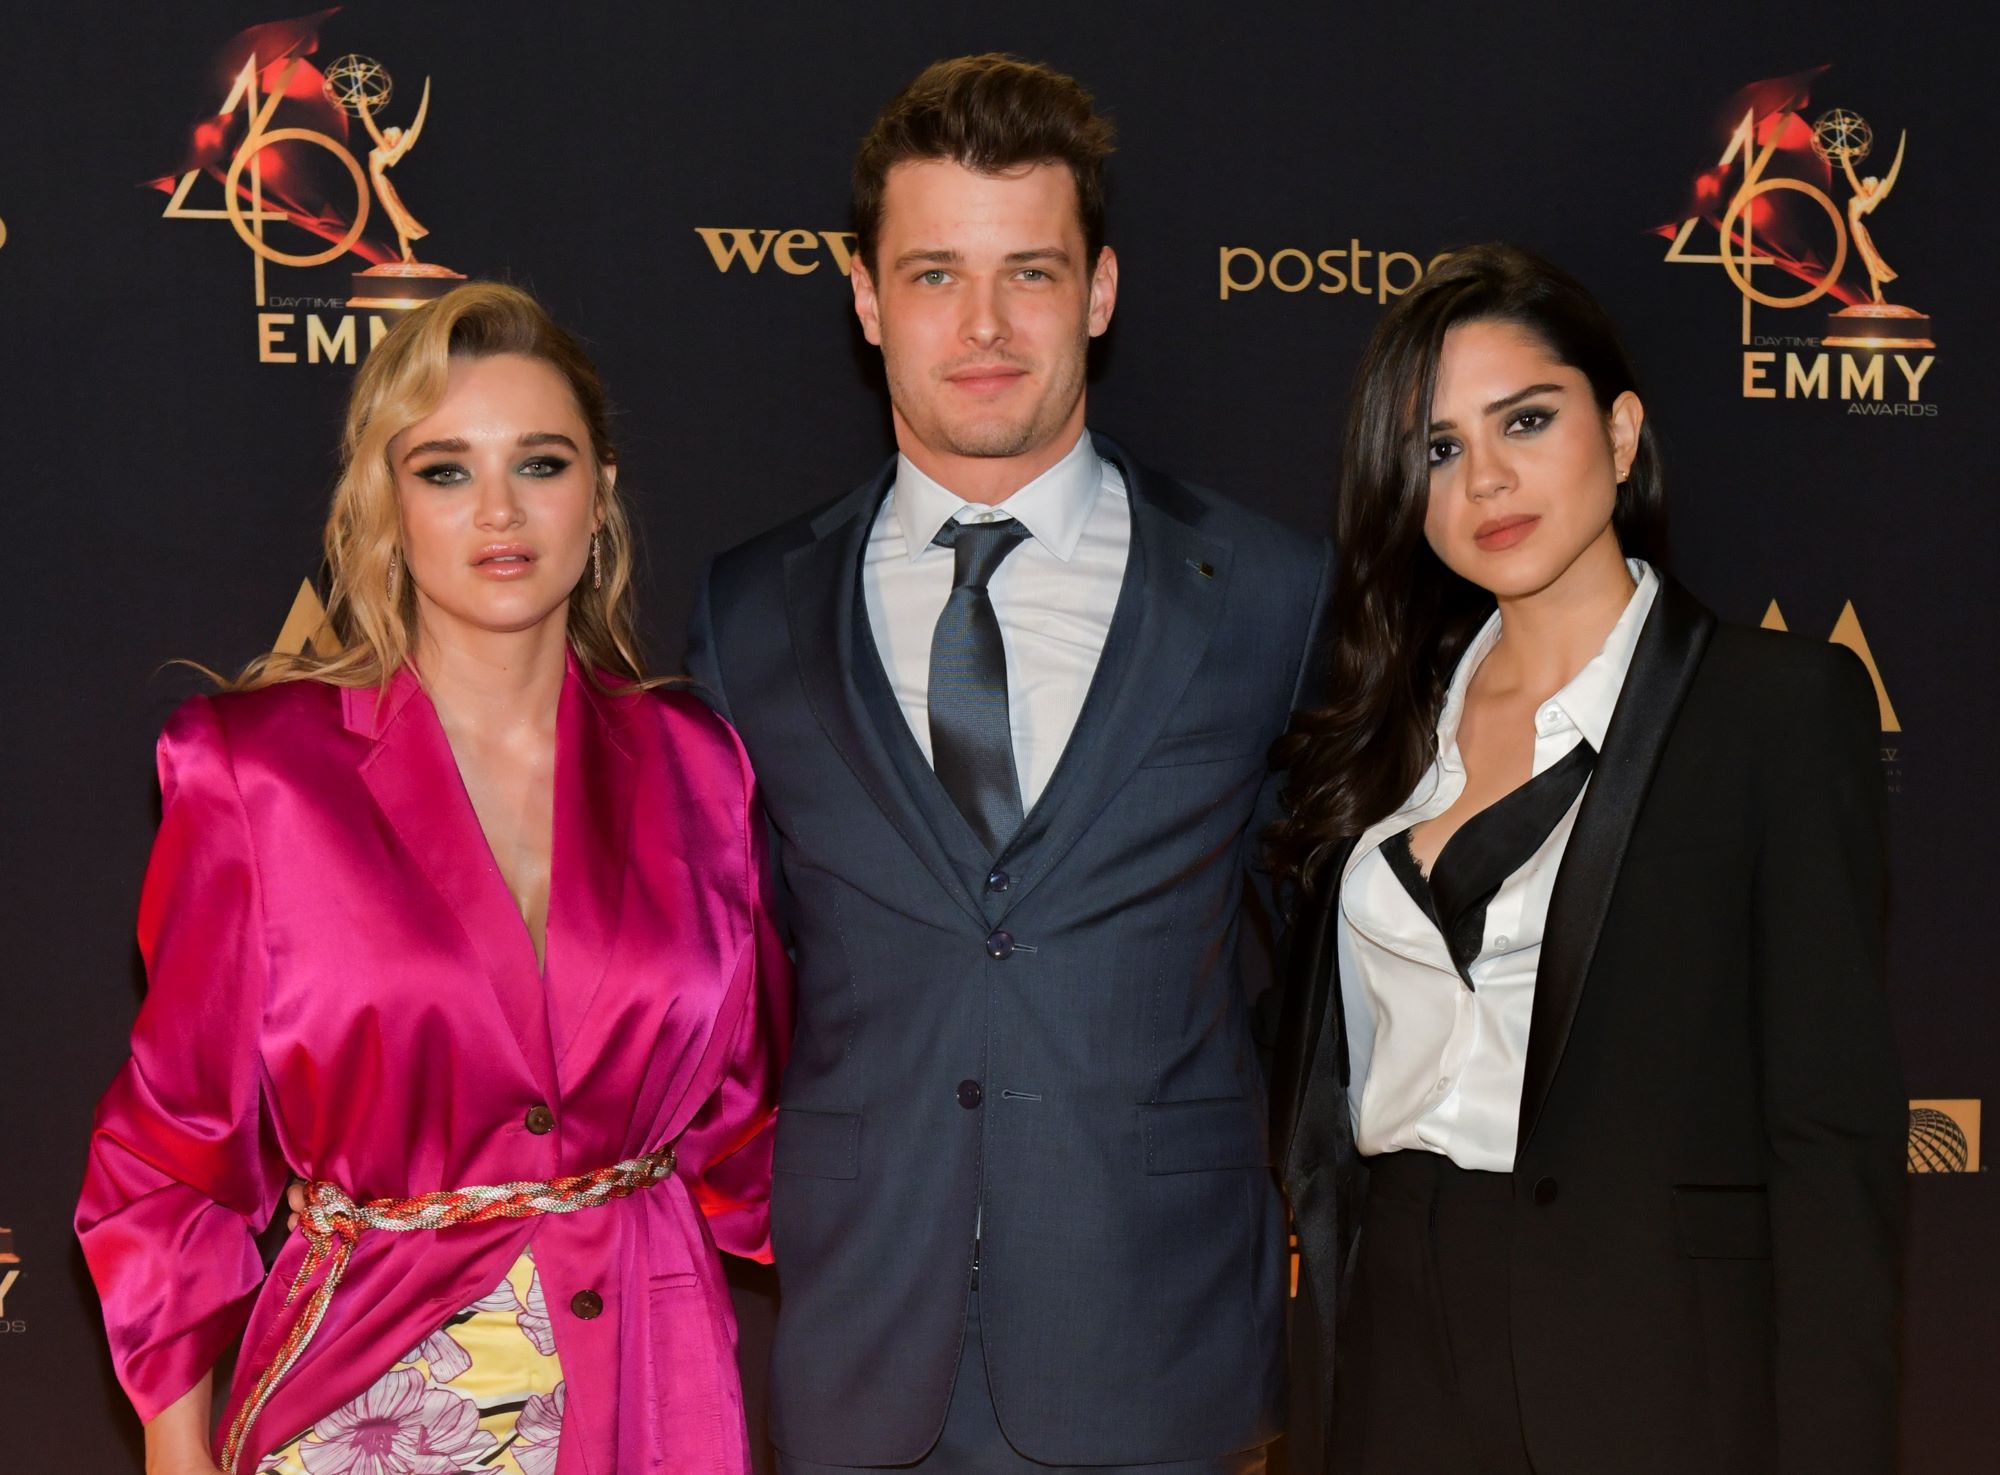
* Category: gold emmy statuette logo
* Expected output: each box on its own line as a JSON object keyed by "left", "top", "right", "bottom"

{"left": 1908, "top": 1100, "right": 1981, "bottom": 1173}
{"left": 323, "top": 55, "right": 466, "bottom": 309}
{"left": 1759, "top": 600, "right": 1900, "bottom": 731}
{"left": 1658, "top": 76, "right": 1937, "bottom": 411}
{"left": 1813, "top": 112, "right": 1933, "bottom": 351}
{"left": 152, "top": 17, "right": 479, "bottom": 363}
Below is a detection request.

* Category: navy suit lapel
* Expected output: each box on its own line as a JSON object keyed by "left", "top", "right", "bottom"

{"left": 784, "top": 464, "right": 989, "bottom": 929}
{"left": 991, "top": 436, "right": 1231, "bottom": 923}
{"left": 1516, "top": 579, "right": 1715, "bottom": 1153}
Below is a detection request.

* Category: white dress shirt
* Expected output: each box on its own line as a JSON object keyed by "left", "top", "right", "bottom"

{"left": 862, "top": 430, "right": 1131, "bottom": 810}
{"left": 1339, "top": 561, "right": 1659, "bottom": 1172}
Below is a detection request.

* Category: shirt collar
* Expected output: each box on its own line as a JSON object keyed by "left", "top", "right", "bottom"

{"left": 1552, "top": 561, "right": 1658, "bottom": 751}
{"left": 1437, "top": 559, "right": 1658, "bottom": 765}
{"left": 889, "top": 430, "right": 1102, "bottom": 563}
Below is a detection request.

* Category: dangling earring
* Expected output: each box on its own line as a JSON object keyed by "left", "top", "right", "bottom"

{"left": 591, "top": 531, "right": 603, "bottom": 591}
{"left": 386, "top": 551, "right": 400, "bottom": 597}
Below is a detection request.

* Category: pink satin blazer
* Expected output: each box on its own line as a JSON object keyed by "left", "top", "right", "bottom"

{"left": 76, "top": 657, "right": 791, "bottom": 1473}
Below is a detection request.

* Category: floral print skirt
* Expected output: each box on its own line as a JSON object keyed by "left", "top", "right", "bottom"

{"left": 260, "top": 1247, "right": 565, "bottom": 1475}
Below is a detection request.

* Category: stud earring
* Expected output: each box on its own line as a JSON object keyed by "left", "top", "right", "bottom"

{"left": 591, "top": 531, "right": 603, "bottom": 590}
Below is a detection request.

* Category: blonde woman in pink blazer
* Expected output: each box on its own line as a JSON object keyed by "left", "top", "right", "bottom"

{"left": 77, "top": 283, "right": 791, "bottom": 1475}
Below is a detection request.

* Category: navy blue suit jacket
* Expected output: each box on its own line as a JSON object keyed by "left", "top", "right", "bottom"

{"left": 687, "top": 434, "right": 1331, "bottom": 1466}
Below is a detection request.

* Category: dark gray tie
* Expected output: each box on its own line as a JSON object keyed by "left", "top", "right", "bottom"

{"left": 928, "top": 518, "right": 1034, "bottom": 853}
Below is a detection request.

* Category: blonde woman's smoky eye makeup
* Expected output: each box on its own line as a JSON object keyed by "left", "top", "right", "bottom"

{"left": 516, "top": 456, "right": 571, "bottom": 478}
{"left": 413, "top": 461, "right": 470, "bottom": 486}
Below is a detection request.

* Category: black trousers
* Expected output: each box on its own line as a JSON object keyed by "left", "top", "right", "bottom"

{"left": 1333, "top": 1151, "right": 1536, "bottom": 1475}
{"left": 779, "top": 1288, "right": 1268, "bottom": 1474}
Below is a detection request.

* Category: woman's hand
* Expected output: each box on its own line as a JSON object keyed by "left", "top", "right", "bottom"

{"left": 143, "top": 1376, "right": 227, "bottom": 1475}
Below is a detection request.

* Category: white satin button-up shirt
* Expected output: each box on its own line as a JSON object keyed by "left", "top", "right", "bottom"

{"left": 1339, "top": 562, "right": 1658, "bottom": 1171}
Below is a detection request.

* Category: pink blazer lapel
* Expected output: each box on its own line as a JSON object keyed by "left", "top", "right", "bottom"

{"left": 546, "top": 656, "right": 639, "bottom": 1064}
{"left": 346, "top": 672, "right": 560, "bottom": 1103}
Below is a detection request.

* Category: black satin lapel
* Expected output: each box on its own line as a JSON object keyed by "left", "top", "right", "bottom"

{"left": 1429, "top": 743, "right": 1594, "bottom": 924}
{"left": 989, "top": 460, "right": 1229, "bottom": 919}
{"left": 783, "top": 473, "right": 988, "bottom": 929}
{"left": 1516, "top": 581, "right": 1716, "bottom": 1152}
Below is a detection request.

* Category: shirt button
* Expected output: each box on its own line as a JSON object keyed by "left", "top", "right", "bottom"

{"left": 985, "top": 930, "right": 1014, "bottom": 960}
{"left": 1541, "top": 707, "right": 1561, "bottom": 725}
{"left": 570, "top": 1289, "right": 604, "bottom": 1320}
{"left": 1435, "top": 1077, "right": 1451, "bottom": 1094}
{"left": 1493, "top": 935, "right": 1511, "bottom": 949}
{"left": 986, "top": 869, "right": 1011, "bottom": 893}
{"left": 1533, "top": 1177, "right": 1560, "bottom": 1206}
{"left": 524, "top": 1105, "right": 556, "bottom": 1135}
{"left": 976, "top": 509, "right": 998, "bottom": 523}
{"left": 957, "top": 1080, "right": 984, "bottom": 1109}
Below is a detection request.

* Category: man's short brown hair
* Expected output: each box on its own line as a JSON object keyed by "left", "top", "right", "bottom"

{"left": 853, "top": 54, "right": 1116, "bottom": 273}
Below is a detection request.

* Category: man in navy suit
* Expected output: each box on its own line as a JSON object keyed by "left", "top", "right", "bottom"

{"left": 687, "top": 53, "right": 1331, "bottom": 1474}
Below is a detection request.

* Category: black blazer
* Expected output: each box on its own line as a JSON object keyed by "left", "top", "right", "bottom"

{"left": 1271, "top": 579, "right": 1904, "bottom": 1475}
{"left": 688, "top": 434, "right": 1333, "bottom": 1466}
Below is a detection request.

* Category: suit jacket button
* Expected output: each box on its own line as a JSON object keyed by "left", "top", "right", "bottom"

{"left": 986, "top": 869, "right": 1010, "bottom": 893}
{"left": 524, "top": 1105, "right": 556, "bottom": 1135}
{"left": 570, "top": 1289, "right": 604, "bottom": 1320}
{"left": 1533, "top": 1177, "right": 1559, "bottom": 1206}
{"left": 985, "top": 930, "right": 1014, "bottom": 959}
{"left": 957, "top": 1080, "right": 984, "bottom": 1109}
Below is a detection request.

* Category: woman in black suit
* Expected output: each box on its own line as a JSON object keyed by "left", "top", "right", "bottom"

{"left": 1268, "top": 243, "right": 1902, "bottom": 1475}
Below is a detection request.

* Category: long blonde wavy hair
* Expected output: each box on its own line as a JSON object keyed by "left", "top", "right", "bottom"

{"left": 223, "top": 281, "right": 656, "bottom": 693}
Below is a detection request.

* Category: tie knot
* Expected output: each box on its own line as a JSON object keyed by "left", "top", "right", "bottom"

{"left": 934, "top": 517, "right": 1032, "bottom": 590}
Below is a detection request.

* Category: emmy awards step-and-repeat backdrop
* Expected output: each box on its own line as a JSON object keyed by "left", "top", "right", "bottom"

{"left": 1, "top": 2, "right": 1991, "bottom": 1469}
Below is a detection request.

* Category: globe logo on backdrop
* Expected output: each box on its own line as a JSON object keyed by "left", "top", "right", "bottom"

{"left": 323, "top": 53, "right": 394, "bottom": 113}
{"left": 1810, "top": 108, "right": 1872, "bottom": 165}
{"left": 1907, "top": 1107, "right": 1970, "bottom": 1173}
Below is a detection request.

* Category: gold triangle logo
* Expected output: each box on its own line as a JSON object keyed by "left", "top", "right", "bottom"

{"left": 1828, "top": 602, "right": 1901, "bottom": 732}
{"left": 1760, "top": 600, "right": 1900, "bottom": 732}
{"left": 274, "top": 579, "right": 340, "bottom": 657}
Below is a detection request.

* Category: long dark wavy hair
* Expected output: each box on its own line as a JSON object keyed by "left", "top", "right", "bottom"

{"left": 1268, "top": 243, "right": 1669, "bottom": 892}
